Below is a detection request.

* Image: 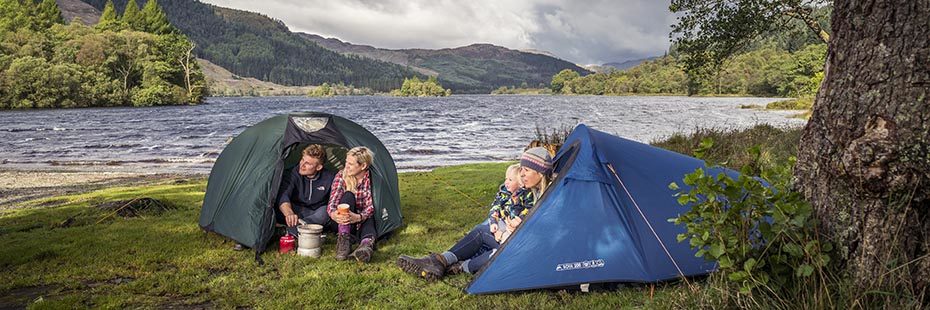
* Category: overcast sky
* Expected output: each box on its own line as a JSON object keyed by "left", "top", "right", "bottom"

{"left": 202, "top": 0, "right": 676, "bottom": 65}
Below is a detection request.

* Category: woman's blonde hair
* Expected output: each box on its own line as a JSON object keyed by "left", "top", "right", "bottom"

{"left": 343, "top": 146, "right": 374, "bottom": 193}
{"left": 346, "top": 146, "right": 374, "bottom": 169}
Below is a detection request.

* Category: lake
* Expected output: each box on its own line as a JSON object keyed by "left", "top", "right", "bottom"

{"left": 0, "top": 95, "right": 805, "bottom": 174}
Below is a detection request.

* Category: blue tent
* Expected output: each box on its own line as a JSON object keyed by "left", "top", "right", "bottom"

{"left": 466, "top": 124, "right": 733, "bottom": 294}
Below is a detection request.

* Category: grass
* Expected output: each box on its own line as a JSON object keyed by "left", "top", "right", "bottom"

{"left": 1, "top": 163, "right": 698, "bottom": 309}
{"left": 0, "top": 124, "right": 815, "bottom": 308}
{"left": 652, "top": 124, "right": 803, "bottom": 170}
{"left": 766, "top": 96, "right": 814, "bottom": 110}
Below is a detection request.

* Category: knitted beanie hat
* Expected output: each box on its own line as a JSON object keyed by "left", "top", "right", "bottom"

{"left": 520, "top": 147, "right": 552, "bottom": 175}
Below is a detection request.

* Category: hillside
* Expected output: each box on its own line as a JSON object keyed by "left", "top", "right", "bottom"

{"left": 198, "top": 59, "right": 315, "bottom": 97}
{"left": 78, "top": 0, "right": 420, "bottom": 91}
{"left": 584, "top": 57, "right": 661, "bottom": 74}
{"left": 56, "top": 0, "right": 100, "bottom": 24}
{"left": 553, "top": 8, "right": 830, "bottom": 98}
{"left": 72, "top": 0, "right": 589, "bottom": 93}
{"left": 302, "top": 34, "right": 591, "bottom": 93}
{"left": 55, "top": 0, "right": 304, "bottom": 96}
{"left": 603, "top": 57, "right": 661, "bottom": 70}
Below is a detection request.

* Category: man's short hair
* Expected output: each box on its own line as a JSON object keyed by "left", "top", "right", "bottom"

{"left": 301, "top": 144, "right": 326, "bottom": 163}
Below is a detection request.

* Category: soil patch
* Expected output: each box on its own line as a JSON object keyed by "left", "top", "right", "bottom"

{"left": 95, "top": 197, "right": 174, "bottom": 218}
{"left": 0, "top": 285, "right": 59, "bottom": 310}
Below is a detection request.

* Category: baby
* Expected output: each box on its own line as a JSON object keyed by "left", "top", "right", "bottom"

{"left": 487, "top": 164, "right": 525, "bottom": 243}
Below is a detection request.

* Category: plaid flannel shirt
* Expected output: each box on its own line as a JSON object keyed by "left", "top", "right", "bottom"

{"left": 328, "top": 170, "right": 374, "bottom": 226}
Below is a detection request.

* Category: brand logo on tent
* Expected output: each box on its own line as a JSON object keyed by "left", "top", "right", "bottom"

{"left": 381, "top": 208, "right": 389, "bottom": 221}
{"left": 555, "top": 259, "right": 605, "bottom": 272}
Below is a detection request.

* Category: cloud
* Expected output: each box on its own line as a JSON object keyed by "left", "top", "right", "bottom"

{"left": 202, "top": 0, "right": 675, "bottom": 64}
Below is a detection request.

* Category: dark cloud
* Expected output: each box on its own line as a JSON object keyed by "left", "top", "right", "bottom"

{"left": 203, "top": 0, "right": 674, "bottom": 64}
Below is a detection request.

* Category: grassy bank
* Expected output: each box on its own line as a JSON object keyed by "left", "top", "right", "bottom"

{"left": 653, "top": 124, "right": 802, "bottom": 169}
{"left": 0, "top": 125, "right": 804, "bottom": 308}
{"left": 0, "top": 164, "right": 697, "bottom": 309}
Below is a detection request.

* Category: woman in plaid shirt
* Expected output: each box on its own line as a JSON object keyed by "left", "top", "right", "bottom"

{"left": 328, "top": 146, "right": 377, "bottom": 263}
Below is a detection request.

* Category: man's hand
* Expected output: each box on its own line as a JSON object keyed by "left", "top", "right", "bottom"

{"left": 284, "top": 213, "right": 297, "bottom": 227}
{"left": 506, "top": 217, "right": 522, "bottom": 230}
{"left": 280, "top": 202, "right": 298, "bottom": 227}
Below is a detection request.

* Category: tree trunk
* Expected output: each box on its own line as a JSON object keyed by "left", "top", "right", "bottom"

{"left": 794, "top": 0, "right": 930, "bottom": 301}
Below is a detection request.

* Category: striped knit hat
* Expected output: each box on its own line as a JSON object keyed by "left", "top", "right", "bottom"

{"left": 520, "top": 147, "right": 552, "bottom": 175}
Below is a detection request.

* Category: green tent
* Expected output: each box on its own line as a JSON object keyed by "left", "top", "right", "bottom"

{"left": 199, "top": 112, "right": 402, "bottom": 258}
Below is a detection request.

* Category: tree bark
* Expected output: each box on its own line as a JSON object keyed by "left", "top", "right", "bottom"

{"left": 178, "top": 43, "right": 194, "bottom": 102}
{"left": 795, "top": 0, "right": 930, "bottom": 301}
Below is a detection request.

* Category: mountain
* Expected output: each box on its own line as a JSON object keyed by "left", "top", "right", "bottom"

{"left": 298, "top": 34, "right": 439, "bottom": 77}
{"left": 56, "top": 0, "right": 101, "bottom": 24}
{"left": 78, "top": 0, "right": 419, "bottom": 91}
{"left": 603, "top": 57, "right": 661, "bottom": 70}
{"left": 520, "top": 48, "right": 559, "bottom": 58}
{"left": 73, "top": 0, "right": 589, "bottom": 93}
{"left": 56, "top": 0, "right": 308, "bottom": 96}
{"left": 302, "top": 34, "right": 591, "bottom": 93}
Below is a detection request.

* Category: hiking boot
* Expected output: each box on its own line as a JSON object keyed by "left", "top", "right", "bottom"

{"left": 335, "top": 233, "right": 352, "bottom": 261}
{"left": 446, "top": 261, "right": 464, "bottom": 276}
{"left": 396, "top": 253, "right": 446, "bottom": 281}
{"left": 351, "top": 243, "right": 374, "bottom": 263}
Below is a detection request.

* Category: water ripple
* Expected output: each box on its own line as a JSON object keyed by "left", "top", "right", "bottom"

{"left": 0, "top": 95, "right": 804, "bottom": 173}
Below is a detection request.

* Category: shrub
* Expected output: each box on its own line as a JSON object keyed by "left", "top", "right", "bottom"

{"left": 669, "top": 138, "right": 836, "bottom": 307}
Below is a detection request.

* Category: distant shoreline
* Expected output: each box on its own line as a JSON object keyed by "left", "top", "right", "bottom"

{"left": 0, "top": 94, "right": 796, "bottom": 110}
{"left": 204, "top": 93, "right": 793, "bottom": 99}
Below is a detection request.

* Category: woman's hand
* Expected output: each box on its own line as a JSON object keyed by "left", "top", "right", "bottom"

{"left": 331, "top": 211, "right": 361, "bottom": 225}
{"left": 331, "top": 211, "right": 349, "bottom": 225}
{"left": 489, "top": 223, "right": 498, "bottom": 233}
{"left": 506, "top": 217, "right": 522, "bottom": 230}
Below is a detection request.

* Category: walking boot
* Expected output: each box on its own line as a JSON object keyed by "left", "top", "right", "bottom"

{"left": 446, "top": 261, "right": 464, "bottom": 275}
{"left": 335, "top": 233, "right": 352, "bottom": 261}
{"left": 351, "top": 242, "right": 374, "bottom": 263}
{"left": 396, "top": 253, "right": 446, "bottom": 281}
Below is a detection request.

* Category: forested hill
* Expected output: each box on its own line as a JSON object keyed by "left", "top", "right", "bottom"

{"left": 79, "top": 0, "right": 419, "bottom": 91}
{"left": 302, "top": 34, "right": 591, "bottom": 93}
{"left": 551, "top": 6, "right": 831, "bottom": 98}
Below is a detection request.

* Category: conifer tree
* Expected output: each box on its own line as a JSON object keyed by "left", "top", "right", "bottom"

{"left": 140, "top": 0, "right": 174, "bottom": 34}
{"left": 0, "top": 0, "right": 27, "bottom": 32}
{"left": 95, "top": 0, "right": 123, "bottom": 31}
{"left": 35, "top": 0, "right": 63, "bottom": 28}
{"left": 122, "top": 0, "right": 142, "bottom": 30}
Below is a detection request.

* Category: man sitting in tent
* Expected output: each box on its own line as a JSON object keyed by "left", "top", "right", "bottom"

{"left": 276, "top": 144, "right": 337, "bottom": 237}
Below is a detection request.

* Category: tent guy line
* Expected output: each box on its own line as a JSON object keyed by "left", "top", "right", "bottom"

{"left": 607, "top": 162, "right": 695, "bottom": 292}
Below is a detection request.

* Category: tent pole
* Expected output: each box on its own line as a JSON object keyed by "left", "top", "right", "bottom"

{"left": 606, "top": 163, "right": 697, "bottom": 292}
